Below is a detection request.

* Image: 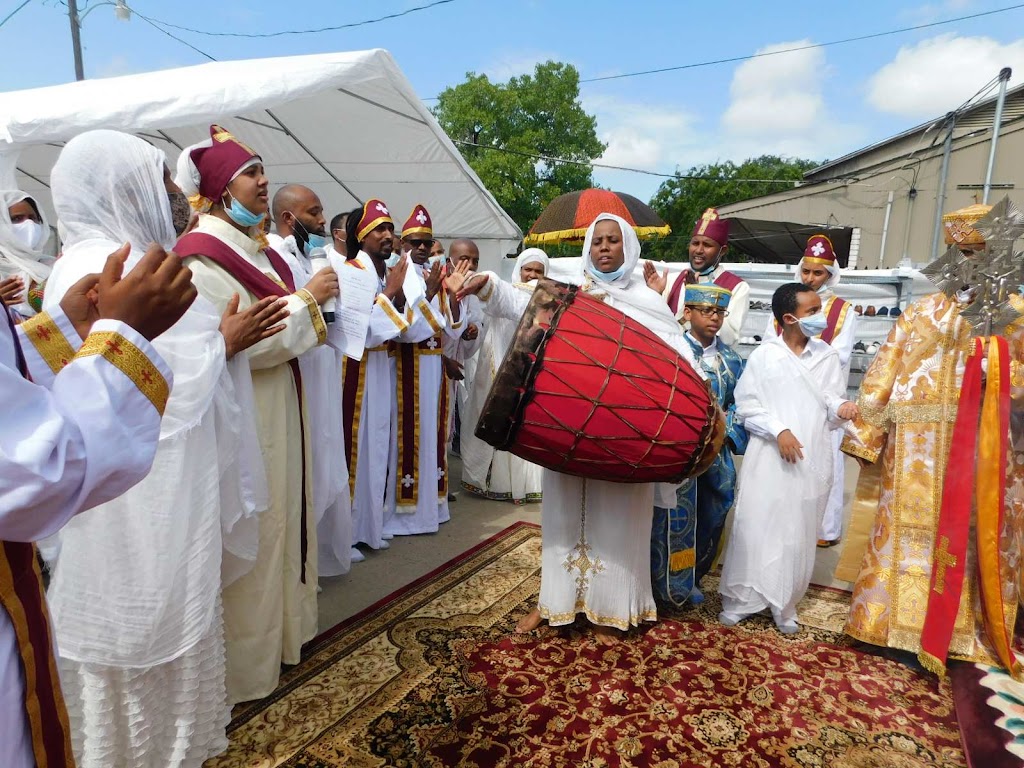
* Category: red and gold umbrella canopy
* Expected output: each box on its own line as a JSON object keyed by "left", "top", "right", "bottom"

{"left": 524, "top": 188, "right": 671, "bottom": 245}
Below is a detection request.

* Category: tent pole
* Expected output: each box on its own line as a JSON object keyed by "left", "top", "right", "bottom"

{"left": 68, "top": 0, "right": 84, "bottom": 81}
{"left": 263, "top": 109, "right": 363, "bottom": 206}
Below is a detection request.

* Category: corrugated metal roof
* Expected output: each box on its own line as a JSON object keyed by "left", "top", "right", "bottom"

{"left": 805, "top": 81, "right": 1024, "bottom": 180}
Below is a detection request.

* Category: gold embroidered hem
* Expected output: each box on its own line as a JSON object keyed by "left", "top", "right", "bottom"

{"left": 840, "top": 439, "right": 878, "bottom": 464}
{"left": 77, "top": 332, "right": 170, "bottom": 415}
{"left": 539, "top": 602, "right": 658, "bottom": 631}
{"left": 295, "top": 289, "right": 327, "bottom": 345}
{"left": 21, "top": 312, "right": 76, "bottom": 375}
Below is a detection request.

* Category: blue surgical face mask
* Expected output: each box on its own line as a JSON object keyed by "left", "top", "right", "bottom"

{"left": 428, "top": 255, "right": 444, "bottom": 268}
{"left": 590, "top": 262, "right": 627, "bottom": 282}
{"left": 293, "top": 218, "right": 328, "bottom": 255}
{"left": 385, "top": 251, "right": 402, "bottom": 269}
{"left": 797, "top": 312, "right": 828, "bottom": 338}
{"left": 305, "top": 232, "right": 328, "bottom": 252}
{"left": 223, "top": 193, "right": 266, "bottom": 228}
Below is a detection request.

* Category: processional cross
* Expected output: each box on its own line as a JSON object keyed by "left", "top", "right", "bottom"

{"left": 922, "top": 196, "right": 1024, "bottom": 336}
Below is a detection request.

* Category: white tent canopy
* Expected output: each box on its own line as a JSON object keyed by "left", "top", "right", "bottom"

{"left": 0, "top": 49, "right": 522, "bottom": 269}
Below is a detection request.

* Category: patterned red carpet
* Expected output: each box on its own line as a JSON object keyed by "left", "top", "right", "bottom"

{"left": 208, "top": 522, "right": 964, "bottom": 767}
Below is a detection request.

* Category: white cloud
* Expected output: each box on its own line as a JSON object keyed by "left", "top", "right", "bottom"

{"left": 720, "top": 40, "right": 863, "bottom": 161}
{"left": 483, "top": 50, "right": 562, "bottom": 81}
{"left": 94, "top": 55, "right": 137, "bottom": 79}
{"left": 591, "top": 97, "right": 697, "bottom": 170}
{"left": 866, "top": 34, "right": 1024, "bottom": 119}
{"left": 903, "top": 0, "right": 975, "bottom": 24}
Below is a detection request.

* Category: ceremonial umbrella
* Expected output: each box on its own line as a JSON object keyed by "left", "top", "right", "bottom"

{"left": 524, "top": 188, "right": 671, "bottom": 244}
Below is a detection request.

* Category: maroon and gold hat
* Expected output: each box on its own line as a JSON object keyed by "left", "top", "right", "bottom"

{"left": 803, "top": 234, "right": 837, "bottom": 266}
{"left": 356, "top": 198, "right": 394, "bottom": 242}
{"left": 188, "top": 124, "right": 261, "bottom": 205}
{"left": 402, "top": 204, "right": 433, "bottom": 238}
{"left": 691, "top": 207, "right": 729, "bottom": 245}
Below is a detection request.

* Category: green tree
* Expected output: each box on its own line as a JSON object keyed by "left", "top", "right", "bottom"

{"left": 648, "top": 155, "right": 820, "bottom": 261}
{"left": 433, "top": 62, "right": 606, "bottom": 234}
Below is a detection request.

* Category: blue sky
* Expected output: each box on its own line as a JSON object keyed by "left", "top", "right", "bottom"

{"left": 2, "top": 0, "right": 1023, "bottom": 201}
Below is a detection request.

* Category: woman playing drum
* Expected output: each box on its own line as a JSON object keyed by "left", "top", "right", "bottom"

{"left": 452, "top": 213, "right": 703, "bottom": 643}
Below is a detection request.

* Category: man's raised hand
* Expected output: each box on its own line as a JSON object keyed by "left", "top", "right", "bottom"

{"left": 96, "top": 242, "right": 197, "bottom": 340}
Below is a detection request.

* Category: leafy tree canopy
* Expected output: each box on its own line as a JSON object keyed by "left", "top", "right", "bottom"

{"left": 647, "top": 155, "right": 820, "bottom": 261}
{"left": 433, "top": 61, "right": 606, "bottom": 234}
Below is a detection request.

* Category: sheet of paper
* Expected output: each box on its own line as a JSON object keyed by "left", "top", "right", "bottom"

{"left": 401, "top": 256, "right": 425, "bottom": 307}
{"left": 327, "top": 252, "right": 378, "bottom": 360}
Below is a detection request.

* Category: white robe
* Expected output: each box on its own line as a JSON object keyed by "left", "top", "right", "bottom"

{"left": 477, "top": 260, "right": 701, "bottom": 629}
{"left": 269, "top": 233, "right": 353, "bottom": 578}
{"left": 0, "top": 308, "right": 169, "bottom": 768}
{"left": 42, "top": 241, "right": 266, "bottom": 768}
{"left": 460, "top": 281, "right": 543, "bottom": 503}
{"left": 345, "top": 252, "right": 408, "bottom": 549}
{"left": 443, "top": 294, "right": 484, "bottom": 447}
{"left": 184, "top": 215, "right": 325, "bottom": 704}
{"left": 719, "top": 334, "right": 848, "bottom": 624}
{"left": 761, "top": 288, "right": 857, "bottom": 541}
{"left": 383, "top": 266, "right": 460, "bottom": 536}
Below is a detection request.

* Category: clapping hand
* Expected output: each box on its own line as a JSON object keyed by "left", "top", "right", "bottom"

{"left": 383, "top": 255, "right": 408, "bottom": 303}
{"left": 0, "top": 275, "right": 24, "bottom": 306}
{"left": 424, "top": 260, "right": 444, "bottom": 301}
{"left": 96, "top": 242, "right": 197, "bottom": 341}
{"left": 220, "top": 294, "right": 290, "bottom": 358}
{"left": 642, "top": 262, "right": 668, "bottom": 294}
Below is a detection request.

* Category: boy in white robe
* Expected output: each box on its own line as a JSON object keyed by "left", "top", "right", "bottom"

{"left": 762, "top": 234, "right": 857, "bottom": 547}
{"left": 719, "top": 282, "right": 858, "bottom": 633}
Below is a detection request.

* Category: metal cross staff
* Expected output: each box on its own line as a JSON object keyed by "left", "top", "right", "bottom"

{"left": 921, "top": 196, "right": 1024, "bottom": 337}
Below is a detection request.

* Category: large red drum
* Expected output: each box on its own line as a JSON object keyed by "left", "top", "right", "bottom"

{"left": 475, "top": 278, "right": 725, "bottom": 484}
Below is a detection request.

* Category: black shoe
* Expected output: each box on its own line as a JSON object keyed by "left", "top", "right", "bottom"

{"left": 448, "top": 492, "right": 457, "bottom": 502}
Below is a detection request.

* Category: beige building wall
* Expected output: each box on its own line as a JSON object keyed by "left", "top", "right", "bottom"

{"left": 719, "top": 106, "right": 1024, "bottom": 269}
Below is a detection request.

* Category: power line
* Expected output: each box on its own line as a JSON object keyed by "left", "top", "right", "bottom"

{"left": 419, "top": 2, "right": 1024, "bottom": 101}
{"left": 0, "top": 0, "right": 34, "bottom": 29}
{"left": 454, "top": 139, "right": 809, "bottom": 183}
{"left": 133, "top": 12, "right": 217, "bottom": 61}
{"left": 577, "top": 3, "right": 1024, "bottom": 84}
{"left": 128, "top": 0, "right": 458, "bottom": 39}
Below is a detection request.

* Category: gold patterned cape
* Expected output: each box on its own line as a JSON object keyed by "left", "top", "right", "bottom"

{"left": 842, "top": 292, "right": 1024, "bottom": 663}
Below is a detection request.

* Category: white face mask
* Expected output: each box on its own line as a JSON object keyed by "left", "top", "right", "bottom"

{"left": 11, "top": 219, "right": 44, "bottom": 250}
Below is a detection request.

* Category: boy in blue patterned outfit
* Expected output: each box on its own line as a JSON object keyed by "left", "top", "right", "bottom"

{"left": 651, "top": 284, "right": 747, "bottom": 606}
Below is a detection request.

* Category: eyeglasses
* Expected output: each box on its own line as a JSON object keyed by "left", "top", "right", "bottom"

{"left": 407, "top": 238, "right": 435, "bottom": 248}
{"left": 687, "top": 306, "right": 729, "bottom": 318}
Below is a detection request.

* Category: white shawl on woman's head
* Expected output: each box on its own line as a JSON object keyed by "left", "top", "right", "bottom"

{"left": 577, "top": 212, "right": 688, "bottom": 343}
{"left": 0, "top": 189, "right": 54, "bottom": 282}
{"left": 515, "top": 247, "right": 549, "bottom": 281}
{"left": 43, "top": 129, "right": 267, "bottom": 667}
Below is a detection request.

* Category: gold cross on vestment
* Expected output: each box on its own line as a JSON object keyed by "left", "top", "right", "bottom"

{"left": 933, "top": 535, "right": 958, "bottom": 595}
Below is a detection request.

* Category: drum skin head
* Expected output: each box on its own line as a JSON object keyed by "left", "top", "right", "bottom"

{"left": 475, "top": 278, "right": 722, "bottom": 484}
